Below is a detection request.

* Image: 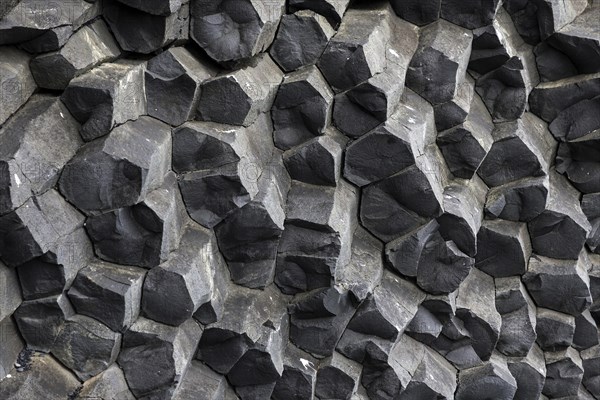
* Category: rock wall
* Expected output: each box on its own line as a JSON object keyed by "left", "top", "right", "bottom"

{"left": 0, "top": 0, "right": 599, "bottom": 399}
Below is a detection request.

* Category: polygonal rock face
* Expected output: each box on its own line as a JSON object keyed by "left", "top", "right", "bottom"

{"left": 190, "top": 0, "right": 285, "bottom": 64}
{"left": 0, "top": 46, "right": 36, "bottom": 126}
{"left": 543, "top": 347, "right": 585, "bottom": 398}
{"left": 390, "top": 0, "right": 441, "bottom": 26}
{"left": 271, "top": 66, "right": 333, "bottom": 150}
{"left": 555, "top": 130, "right": 600, "bottom": 194}
{"left": 475, "top": 219, "right": 531, "bottom": 277}
{"left": 59, "top": 116, "right": 172, "bottom": 214}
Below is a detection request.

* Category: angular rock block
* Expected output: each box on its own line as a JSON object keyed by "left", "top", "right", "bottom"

{"left": 0, "top": 47, "right": 36, "bottom": 126}
{"left": 523, "top": 252, "right": 592, "bottom": 315}
{"left": 19, "top": 25, "right": 73, "bottom": 53}
{"left": 0, "top": 0, "right": 100, "bottom": 45}
{"left": 360, "top": 145, "right": 448, "bottom": 243}
{"left": 288, "top": 0, "right": 350, "bottom": 28}
{"left": 436, "top": 92, "right": 494, "bottom": 179}
{"left": 402, "top": 346, "right": 458, "bottom": 399}
{"left": 288, "top": 286, "right": 356, "bottom": 358}
{"left": 283, "top": 127, "right": 346, "bottom": 186}
{"left": 272, "top": 66, "right": 333, "bottom": 150}
{"left": 440, "top": 0, "right": 503, "bottom": 29}
{"left": 334, "top": 226, "right": 384, "bottom": 303}
{"left": 0, "top": 189, "right": 84, "bottom": 268}
{"left": 528, "top": 172, "right": 592, "bottom": 259}
{"left": 478, "top": 112, "right": 556, "bottom": 187}
{"left": 507, "top": 344, "right": 547, "bottom": 400}
{"left": 214, "top": 156, "right": 289, "bottom": 289}
{"left": 193, "top": 245, "right": 229, "bottom": 326}
{"left": 315, "top": 352, "right": 362, "bottom": 400}
{"left": 145, "top": 46, "right": 217, "bottom": 126}
{"left": 455, "top": 268, "right": 502, "bottom": 364}
{"left": 272, "top": 343, "right": 318, "bottom": 400}
{"left": 68, "top": 261, "right": 146, "bottom": 332}
{"left": 174, "top": 115, "right": 273, "bottom": 228}
{"left": 0, "top": 261, "right": 21, "bottom": 321}
{"left": 0, "top": 95, "right": 82, "bottom": 215}
{"left": 275, "top": 180, "right": 357, "bottom": 294}
{"left": 347, "top": 271, "right": 425, "bottom": 342}
{"left": 543, "top": 347, "right": 584, "bottom": 398}
{"left": 61, "top": 60, "right": 147, "bottom": 142}
{"left": 30, "top": 20, "right": 120, "bottom": 90}
{"left": 475, "top": 56, "right": 529, "bottom": 122}
{"left": 546, "top": 3, "right": 600, "bottom": 76}
{"left": 197, "top": 285, "right": 288, "bottom": 387}
{"left": 86, "top": 172, "right": 186, "bottom": 268}
{"left": 437, "top": 176, "right": 487, "bottom": 257}
{"left": 484, "top": 175, "right": 549, "bottom": 222}
{"left": 534, "top": 42, "right": 579, "bottom": 82}
{"left": 456, "top": 353, "right": 517, "bottom": 400}
{"left": 548, "top": 96, "right": 600, "bottom": 142}
{"left": 17, "top": 227, "right": 93, "bottom": 300}
{"left": 190, "top": 0, "right": 284, "bottom": 64}
{"left": 142, "top": 222, "right": 219, "bottom": 325}
{"left": 535, "top": 308, "right": 575, "bottom": 351}
{"left": 404, "top": 304, "right": 444, "bottom": 344}
{"left": 390, "top": 0, "right": 440, "bottom": 26}
{"left": 332, "top": 19, "right": 419, "bottom": 138}
{"left": 118, "top": 317, "right": 202, "bottom": 398}
{"left": 0, "top": 317, "right": 24, "bottom": 380}
{"left": 406, "top": 19, "right": 472, "bottom": 105}
{"left": 13, "top": 293, "right": 74, "bottom": 352}
{"left": 174, "top": 360, "right": 231, "bottom": 400}
{"left": 529, "top": 72, "right": 600, "bottom": 122}
{"left": 50, "top": 314, "right": 121, "bottom": 380}
{"left": 581, "top": 345, "right": 600, "bottom": 398}
{"left": 433, "top": 75, "right": 475, "bottom": 132}
{"left": 59, "top": 116, "right": 171, "bottom": 214}
{"left": 573, "top": 310, "right": 599, "bottom": 350}
{"left": 344, "top": 89, "right": 436, "bottom": 186}
{"left": 0, "top": 353, "right": 80, "bottom": 400}
{"left": 270, "top": 10, "right": 334, "bottom": 72}
{"left": 116, "top": 0, "right": 185, "bottom": 15}
{"left": 104, "top": 0, "right": 189, "bottom": 54}
{"left": 556, "top": 130, "right": 600, "bottom": 194}
{"left": 475, "top": 219, "right": 531, "bottom": 277}
{"left": 495, "top": 277, "right": 538, "bottom": 357}
{"left": 317, "top": 4, "right": 395, "bottom": 93}
{"left": 78, "top": 364, "right": 135, "bottom": 400}
{"left": 197, "top": 54, "right": 283, "bottom": 127}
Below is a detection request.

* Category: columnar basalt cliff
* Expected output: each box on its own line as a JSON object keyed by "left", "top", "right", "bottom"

{"left": 0, "top": 0, "right": 599, "bottom": 399}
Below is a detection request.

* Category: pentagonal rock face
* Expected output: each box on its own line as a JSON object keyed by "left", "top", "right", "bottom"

{"left": 315, "top": 352, "right": 362, "bottom": 400}
{"left": 535, "top": 308, "right": 575, "bottom": 351}
{"left": 142, "top": 223, "right": 219, "bottom": 325}
{"left": 272, "top": 66, "right": 333, "bottom": 150}
{"left": 30, "top": 20, "right": 121, "bottom": 90}
{"left": 523, "top": 252, "right": 592, "bottom": 316}
{"left": 146, "top": 47, "right": 217, "bottom": 126}
{"left": 456, "top": 353, "right": 517, "bottom": 400}
{"left": 61, "top": 60, "right": 147, "bottom": 142}
{"left": 507, "top": 345, "right": 546, "bottom": 400}
{"left": 0, "top": 46, "right": 36, "bottom": 126}
{"left": 528, "top": 172, "right": 591, "bottom": 260}
{"left": 197, "top": 54, "right": 283, "bottom": 127}
{"left": 0, "top": 95, "right": 82, "bottom": 215}
{"left": 433, "top": 76, "right": 475, "bottom": 132}
{"left": 118, "top": 317, "right": 202, "bottom": 398}
{"left": 317, "top": 4, "right": 394, "bottom": 93}
{"left": 0, "top": 0, "right": 100, "bottom": 45}
{"left": 495, "top": 277, "right": 537, "bottom": 357}
{"left": 270, "top": 11, "right": 334, "bottom": 72}
{"left": 59, "top": 116, "right": 171, "bottom": 214}
{"left": 556, "top": 130, "right": 600, "bottom": 194}
{"left": 190, "top": 0, "right": 284, "bottom": 64}
{"left": 103, "top": 0, "right": 189, "bottom": 54}
{"left": 543, "top": 347, "right": 584, "bottom": 398}
{"left": 86, "top": 172, "right": 186, "bottom": 268}
{"left": 406, "top": 19, "right": 472, "bottom": 105}
{"left": 484, "top": 175, "right": 549, "bottom": 222}
{"left": 478, "top": 112, "right": 556, "bottom": 187}
{"left": 51, "top": 314, "right": 121, "bottom": 381}
{"left": 13, "top": 294, "right": 75, "bottom": 352}
{"left": 283, "top": 128, "right": 346, "bottom": 186}
{"left": 390, "top": 0, "right": 441, "bottom": 26}
{"left": 67, "top": 261, "right": 146, "bottom": 332}
{"left": 548, "top": 96, "right": 600, "bottom": 142}
{"left": 0, "top": 189, "right": 84, "bottom": 268}
{"left": 17, "top": 227, "right": 93, "bottom": 300}
{"left": 475, "top": 219, "right": 531, "bottom": 277}
{"left": 272, "top": 344, "right": 317, "bottom": 400}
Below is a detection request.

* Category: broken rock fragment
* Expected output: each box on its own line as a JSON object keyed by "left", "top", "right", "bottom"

{"left": 455, "top": 353, "right": 517, "bottom": 400}
{"left": 543, "top": 347, "right": 585, "bottom": 398}
{"left": 556, "top": 129, "right": 600, "bottom": 194}
{"left": 535, "top": 308, "right": 576, "bottom": 351}
{"left": 484, "top": 175, "right": 549, "bottom": 222}
{"left": 272, "top": 343, "right": 318, "bottom": 400}
{"left": 507, "top": 344, "right": 547, "bottom": 400}
{"left": 77, "top": 364, "right": 135, "bottom": 400}
{"left": 475, "top": 219, "right": 531, "bottom": 277}
{"left": 288, "top": 0, "right": 350, "bottom": 28}
{"left": 315, "top": 352, "right": 362, "bottom": 400}
{"left": 0, "top": 46, "right": 36, "bottom": 126}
